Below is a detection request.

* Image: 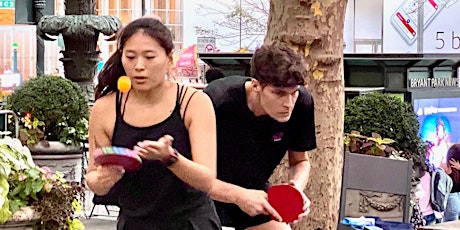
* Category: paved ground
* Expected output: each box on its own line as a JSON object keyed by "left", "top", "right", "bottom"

{"left": 81, "top": 216, "right": 117, "bottom": 230}
{"left": 79, "top": 190, "right": 118, "bottom": 230}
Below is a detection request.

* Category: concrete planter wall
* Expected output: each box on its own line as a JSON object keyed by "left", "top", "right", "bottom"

{"left": 339, "top": 151, "right": 413, "bottom": 222}
{"left": 0, "top": 220, "right": 41, "bottom": 230}
{"left": 0, "top": 206, "right": 42, "bottom": 230}
{"left": 29, "top": 141, "right": 83, "bottom": 183}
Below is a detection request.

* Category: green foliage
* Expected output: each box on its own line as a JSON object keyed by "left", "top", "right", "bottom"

{"left": 6, "top": 75, "right": 89, "bottom": 145}
{"left": 344, "top": 131, "right": 397, "bottom": 157}
{"left": 19, "top": 116, "right": 45, "bottom": 145}
{"left": 344, "top": 92, "right": 426, "bottom": 159}
{"left": 0, "top": 177, "right": 11, "bottom": 223}
{"left": 0, "top": 136, "right": 83, "bottom": 229}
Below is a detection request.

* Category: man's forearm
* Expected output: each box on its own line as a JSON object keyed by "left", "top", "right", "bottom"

{"left": 288, "top": 160, "right": 311, "bottom": 190}
{"left": 209, "top": 179, "right": 245, "bottom": 204}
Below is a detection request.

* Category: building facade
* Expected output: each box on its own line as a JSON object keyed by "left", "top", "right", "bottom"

{"left": 96, "top": 0, "right": 184, "bottom": 61}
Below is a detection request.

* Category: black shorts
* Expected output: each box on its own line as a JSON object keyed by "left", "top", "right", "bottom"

{"left": 117, "top": 202, "right": 221, "bottom": 230}
{"left": 214, "top": 201, "right": 272, "bottom": 229}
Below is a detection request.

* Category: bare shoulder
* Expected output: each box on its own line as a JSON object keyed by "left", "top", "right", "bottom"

{"left": 181, "top": 86, "right": 212, "bottom": 107}
{"left": 90, "top": 93, "right": 117, "bottom": 130}
{"left": 179, "top": 86, "right": 214, "bottom": 123}
{"left": 91, "top": 93, "right": 116, "bottom": 115}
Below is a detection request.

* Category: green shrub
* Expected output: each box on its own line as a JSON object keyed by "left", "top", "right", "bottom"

{"left": 6, "top": 75, "right": 89, "bottom": 145}
{"left": 344, "top": 92, "right": 426, "bottom": 159}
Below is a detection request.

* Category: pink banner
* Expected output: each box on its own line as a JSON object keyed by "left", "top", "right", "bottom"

{"left": 174, "top": 45, "right": 196, "bottom": 67}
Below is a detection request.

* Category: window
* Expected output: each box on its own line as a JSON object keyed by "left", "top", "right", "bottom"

{"left": 96, "top": 0, "right": 184, "bottom": 53}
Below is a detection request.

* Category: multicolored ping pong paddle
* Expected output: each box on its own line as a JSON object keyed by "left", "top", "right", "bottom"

{"left": 94, "top": 146, "right": 142, "bottom": 171}
{"left": 267, "top": 184, "right": 305, "bottom": 223}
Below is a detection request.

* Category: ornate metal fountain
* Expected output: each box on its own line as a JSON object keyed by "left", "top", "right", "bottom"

{"left": 37, "top": 0, "right": 122, "bottom": 102}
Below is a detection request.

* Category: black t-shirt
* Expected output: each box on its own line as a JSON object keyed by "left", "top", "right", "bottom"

{"left": 204, "top": 76, "right": 317, "bottom": 190}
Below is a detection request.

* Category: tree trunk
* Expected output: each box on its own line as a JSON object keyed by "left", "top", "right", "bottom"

{"left": 266, "top": 1, "right": 346, "bottom": 229}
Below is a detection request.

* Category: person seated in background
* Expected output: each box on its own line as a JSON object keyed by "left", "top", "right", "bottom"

{"left": 417, "top": 161, "right": 436, "bottom": 225}
{"left": 443, "top": 144, "right": 460, "bottom": 222}
{"left": 205, "top": 67, "right": 226, "bottom": 84}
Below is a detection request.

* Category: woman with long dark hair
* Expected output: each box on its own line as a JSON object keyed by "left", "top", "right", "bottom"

{"left": 86, "top": 17, "right": 221, "bottom": 229}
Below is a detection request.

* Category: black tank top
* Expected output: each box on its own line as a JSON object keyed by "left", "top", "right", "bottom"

{"left": 112, "top": 85, "right": 220, "bottom": 229}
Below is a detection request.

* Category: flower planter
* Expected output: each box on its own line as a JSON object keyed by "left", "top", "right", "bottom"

{"left": 0, "top": 220, "right": 41, "bottom": 230}
{"left": 0, "top": 137, "right": 84, "bottom": 229}
{"left": 29, "top": 141, "right": 83, "bottom": 183}
{"left": 0, "top": 207, "right": 42, "bottom": 230}
{"left": 339, "top": 151, "right": 413, "bottom": 222}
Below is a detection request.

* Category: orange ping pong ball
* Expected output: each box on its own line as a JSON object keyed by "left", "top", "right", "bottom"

{"left": 118, "top": 76, "right": 131, "bottom": 93}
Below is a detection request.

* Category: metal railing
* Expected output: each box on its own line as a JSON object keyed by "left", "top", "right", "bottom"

{"left": 0, "top": 109, "right": 19, "bottom": 138}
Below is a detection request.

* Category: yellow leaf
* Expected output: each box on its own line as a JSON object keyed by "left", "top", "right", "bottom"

{"left": 381, "top": 138, "right": 395, "bottom": 144}
{"left": 311, "top": 2, "right": 323, "bottom": 17}
{"left": 72, "top": 199, "right": 82, "bottom": 212}
{"left": 313, "top": 70, "right": 324, "bottom": 80}
{"left": 367, "top": 137, "right": 378, "bottom": 143}
{"left": 304, "top": 46, "right": 310, "bottom": 57}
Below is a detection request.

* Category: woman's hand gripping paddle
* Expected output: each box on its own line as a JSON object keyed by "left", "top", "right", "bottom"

{"left": 94, "top": 146, "right": 142, "bottom": 171}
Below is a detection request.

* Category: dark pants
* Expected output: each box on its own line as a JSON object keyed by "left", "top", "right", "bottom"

{"left": 423, "top": 213, "right": 436, "bottom": 225}
{"left": 215, "top": 202, "right": 272, "bottom": 229}
{"left": 117, "top": 204, "right": 221, "bottom": 230}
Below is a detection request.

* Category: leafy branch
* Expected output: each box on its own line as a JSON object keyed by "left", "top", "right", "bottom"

{"left": 194, "top": 0, "right": 269, "bottom": 50}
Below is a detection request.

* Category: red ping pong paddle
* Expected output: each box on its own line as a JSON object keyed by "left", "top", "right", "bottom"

{"left": 94, "top": 146, "right": 142, "bottom": 171}
{"left": 267, "top": 184, "right": 305, "bottom": 223}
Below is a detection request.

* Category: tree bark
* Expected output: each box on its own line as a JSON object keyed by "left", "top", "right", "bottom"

{"left": 266, "top": 1, "right": 347, "bottom": 229}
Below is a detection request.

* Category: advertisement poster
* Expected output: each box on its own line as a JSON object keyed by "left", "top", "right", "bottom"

{"left": 172, "top": 44, "right": 198, "bottom": 77}
{"left": 384, "top": 0, "right": 460, "bottom": 53}
{"left": 413, "top": 98, "right": 460, "bottom": 169}
{"left": 344, "top": 0, "right": 460, "bottom": 53}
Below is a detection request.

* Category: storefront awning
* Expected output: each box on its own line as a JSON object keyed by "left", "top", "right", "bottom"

{"left": 344, "top": 53, "right": 460, "bottom": 71}
{"left": 199, "top": 53, "right": 460, "bottom": 73}
{"left": 198, "top": 52, "right": 252, "bottom": 76}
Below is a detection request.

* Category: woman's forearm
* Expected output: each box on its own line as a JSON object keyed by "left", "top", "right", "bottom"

{"left": 85, "top": 170, "right": 115, "bottom": 196}
{"left": 167, "top": 154, "right": 216, "bottom": 193}
{"left": 208, "top": 179, "right": 245, "bottom": 204}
